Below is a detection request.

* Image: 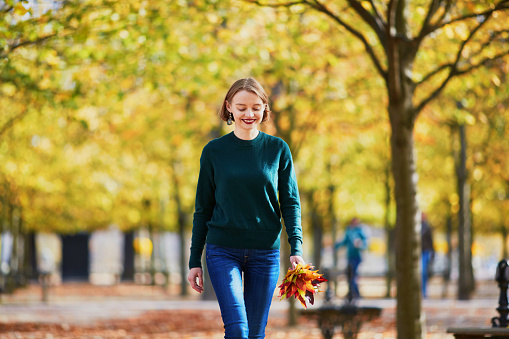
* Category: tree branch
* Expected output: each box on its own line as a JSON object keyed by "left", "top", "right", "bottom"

{"left": 346, "top": 0, "right": 387, "bottom": 52}
{"left": 245, "top": 0, "right": 308, "bottom": 8}
{"left": 386, "top": 0, "right": 401, "bottom": 102}
{"left": 367, "top": 0, "right": 384, "bottom": 24}
{"left": 1, "top": 4, "right": 13, "bottom": 13}
{"left": 245, "top": 0, "right": 387, "bottom": 79}
{"left": 0, "top": 108, "right": 29, "bottom": 139}
{"left": 431, "top": 0, "right": 453, "bottom": 31}
{"left": 310, "top": 0, "right": 387, "bottom": 79}
{"left": 415, "top": 9, "right": 496, "bottom": 114}
{"left": 5, "top": 33, "right": 58, "bottom": 56}
{"left": 417, "top": 63, "right": 450, "bottom": 85}
{"left": 417, "top": 28, "right": 508, "bottom": 86}
{"left": 455, "top": 49, "right": 509, "bottom": 76}
{"left": 387, "top": 0, "right": 398, "bottom": 31}
{"left": 417, "top": 0, "right": 444, "bottom": 40}
{"left": 424, "top": 0, "right": 509, "bottom": 35}
{"left": 292, "top": 100, "right": 322, "bottom": 159}
{"left": 467, "top": 29, "right": 509, "bottom": 60}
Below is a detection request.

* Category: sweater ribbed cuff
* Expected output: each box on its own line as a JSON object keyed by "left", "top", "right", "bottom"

{"left": 188, "top": 249, "right": 203, "bottom": 269}
{"left": 290, "top": 239, "right": 303, "bottom": 257}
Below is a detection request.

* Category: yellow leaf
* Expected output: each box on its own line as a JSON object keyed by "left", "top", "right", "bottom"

{"left": 492, "top": 75, "right": 501, "bottom": 87}
{"left": 14, "top": 2, "right": 29, "bottom": 16}
{"left": 361, "top": 1, "right": 372, "bottom": 11}
{"left": 1, "top": 83, "right": 16, "bottom": 96}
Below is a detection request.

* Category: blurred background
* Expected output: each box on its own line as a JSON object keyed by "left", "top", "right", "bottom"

{"left": 0, "top": 0, "right": 508, "bottom": 304}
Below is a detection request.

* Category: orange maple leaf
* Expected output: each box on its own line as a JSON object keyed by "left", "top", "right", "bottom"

{"left": 278, "top": 263, "right": 327, "bottom": 309}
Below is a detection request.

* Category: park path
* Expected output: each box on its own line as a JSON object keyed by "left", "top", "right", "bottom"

{"left": 0, "top": 279, "right": 500, "bottom": 338}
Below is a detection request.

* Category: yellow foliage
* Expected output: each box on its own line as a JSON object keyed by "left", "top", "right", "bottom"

{"left": 133, "top": 237, "right": 153, "bottom": 257}
{"left": 1, "top": 83, "right": 17, "bottom": 96}
{"left": 434, "top": 239, "right": 448, "bottom": 254}
{"left": 13, "top": 2, "right": 30, "bottom": 16}
{"left": 471, "top": 242, "right": 483, "bottom": 256}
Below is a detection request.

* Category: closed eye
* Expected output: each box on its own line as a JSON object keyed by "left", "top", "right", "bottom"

{"left": 239, "top": 108, "right": 262, "bottom": 112}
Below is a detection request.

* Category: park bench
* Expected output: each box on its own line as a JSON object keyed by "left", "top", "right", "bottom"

{"left": 446, "top": 328, "right": 509, "bottom": 338}
{"left": 447, "top": 259, "right": 509, "bottom": 339}
{"left": 301, "top": 268, "right": 382, "bottom": 339}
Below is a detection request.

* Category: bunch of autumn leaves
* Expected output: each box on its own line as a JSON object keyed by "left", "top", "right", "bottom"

{"left": 278, "top": 263, "right": 327, "bottom": 309}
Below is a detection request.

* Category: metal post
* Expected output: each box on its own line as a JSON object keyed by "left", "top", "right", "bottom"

{"left": 40, "top": 273, "right": 49, "bottom": 303}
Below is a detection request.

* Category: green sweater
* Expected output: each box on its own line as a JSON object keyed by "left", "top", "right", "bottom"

{"left": 189, "top": 131, "right": 303, "bottom": 269}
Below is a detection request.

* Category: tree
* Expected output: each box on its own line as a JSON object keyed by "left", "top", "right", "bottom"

{"left": 0, "top": 0, "right": 107, "bottom": 138}
{"left": 246, "top": 0, "right": 509, "bottom": 337}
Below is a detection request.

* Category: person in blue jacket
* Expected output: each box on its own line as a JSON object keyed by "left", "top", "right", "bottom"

{"left": 421, "top": 212, "right": 435, "bottom": 298}
{"left": 187, "top": 78, "right": 306, "bottom": 339}
{"left": 335, "top": 217, "right": 367, "bottom": 299}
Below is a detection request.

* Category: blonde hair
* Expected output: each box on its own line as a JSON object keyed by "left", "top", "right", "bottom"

{"left": 219, "top": 78, "right": 271, "bottom": 123}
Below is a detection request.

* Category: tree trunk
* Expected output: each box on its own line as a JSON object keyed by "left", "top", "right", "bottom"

{"left": 122, "top": 231, "right": 135, "bottom": 281}
{"left": 390, "top": 106, "right": 423, "bottom": 339}
{"left": 144, "top": 199, "right": 157, "bottom": 285}
{"left": 6, "top": 202, "right": 15, "bottom": 293}
{"left": 178, "top": 211, "right": 188, "bottom": 296}
{"left": 383, "top": 163, "right": 394, "bottom": 298}
{"left": 456, "top": 124, "right": 474, "bottom": 300}
{"left": 329, "top": 184, "right": 338, "bottom": 294}
{"left": 159, "top": 199, "right": 169, "bottom": 288}
{"left": 25, "top": 232, "right": 37, "bottom": 281}
{"left": 169, "top": 158, "right": 191, "bottom": 296}
{"left": 311, "top": 204, "right": 323, "bottom": 270}
{"left": 387, "top": 0, "right": 424, "bottom": 327}
{"left": 282, "top": 234, "right": 297, "bottom": 326}
{"left": 442, "top": 214, "right": 452, "bottom": 299}
{"left": 16, "top": 210, "right": 26, "bottom": 287}
{"left": 201, "top": 251, "right": 217, "bottom": 300}
{"left": 11, "top": 206, "right": 21, "bottom": 288}
{"left": 149, "top": 227, "right": 157, "bottom": 285}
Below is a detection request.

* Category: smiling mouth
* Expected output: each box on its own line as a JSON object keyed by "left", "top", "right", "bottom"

{"left": 242, "top": 119, "right": 256, "bottom": 124}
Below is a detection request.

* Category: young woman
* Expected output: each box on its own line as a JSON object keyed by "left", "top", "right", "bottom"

{"left": 188, "top": 78, "right": 305, "bottom": 338}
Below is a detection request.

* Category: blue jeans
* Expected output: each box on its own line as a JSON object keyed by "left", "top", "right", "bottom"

{"left": 421, "top": 250, "right": 432, "bottom": 298}
{"left": 347, "top": 257, "right": 361, "bottom": 298}
{"left": 206, "top": 244, "right": 280, "bottom": 339}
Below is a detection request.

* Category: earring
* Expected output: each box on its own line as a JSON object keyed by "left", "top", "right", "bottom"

{"left": 227, "top": 112, "right": 233, "bottom": 125}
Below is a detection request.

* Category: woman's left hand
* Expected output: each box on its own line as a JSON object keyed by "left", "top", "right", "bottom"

{"left": 290, "top": 255, "right": 306, "bottom": 269}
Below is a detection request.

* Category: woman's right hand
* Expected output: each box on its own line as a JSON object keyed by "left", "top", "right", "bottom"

{"left": 188, "top": 267, "right": 204, "bottom": 293}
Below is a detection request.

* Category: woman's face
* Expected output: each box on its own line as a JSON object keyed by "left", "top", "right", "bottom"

{"left": 226, "top": 90, "right": 265, "bottom": 132}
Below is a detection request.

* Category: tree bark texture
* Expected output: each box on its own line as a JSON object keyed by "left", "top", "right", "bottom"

{"left": 391, "top": 117, "right": 423, "bottom": 339}
{"left": 311, "top": 198, "right": 323, "bottom": 270}
{"left": 281, "top": 230, "right": 297, "bottom": 326}
{"left": 122, "top": 231, "right": 135, "bottom": 281}
{"left": 456, "top": 124, "right": 474, "bottom": 300}
{"left": 25, "top": 232, "right": 37, "bottom": 280}
{"left": 442, "top": 215, "right": 452, "bottom": 299}
{"left": 201, "top": 252, "right": 217, "bottom": 301}
{"left": 387, "top": 0, "right": 424, "bottom": 333}
{"left": 178, "top": 211, "right": 188, "bottom": 296}
{"left": 383, "top": 163, "right": 395, "bottom": 298}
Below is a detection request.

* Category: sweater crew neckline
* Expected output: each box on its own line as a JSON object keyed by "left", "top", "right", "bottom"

{"left": 230, "top": 131, "right": 264, "bottom": 146}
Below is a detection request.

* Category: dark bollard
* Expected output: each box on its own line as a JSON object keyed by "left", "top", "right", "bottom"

{"left": 38, "top": 248, "right": 55, "bottom": 303}
{"left": 492, "top": 259, "right": 509, "bottom": 328}
{"left": 39, "top": 273, "right": 50, "bottom": 303}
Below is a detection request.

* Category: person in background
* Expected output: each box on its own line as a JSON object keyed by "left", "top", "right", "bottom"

{"left": 187, "top": 78, "right": 306, "bottom": 339}
{"left": 335, "top": 217, "right": 367, "bottom": 299}
{"left": 421, "top": 212, "right": 435, "bottom": 298}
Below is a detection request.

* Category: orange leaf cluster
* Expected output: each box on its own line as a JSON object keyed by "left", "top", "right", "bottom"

{"left": 278, "top": 263, "right": 327, "bottom": 309}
